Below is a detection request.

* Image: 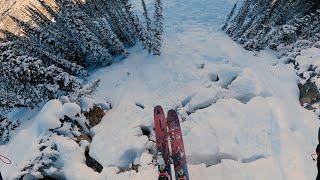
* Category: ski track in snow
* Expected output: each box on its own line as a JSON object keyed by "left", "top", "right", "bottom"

{"left": 1, "top": 0, "right": 319, "bottom": 179}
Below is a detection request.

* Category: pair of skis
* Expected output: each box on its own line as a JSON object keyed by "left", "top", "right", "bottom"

{"left": 154, "top": 106, "right": 189, "bottom": 180}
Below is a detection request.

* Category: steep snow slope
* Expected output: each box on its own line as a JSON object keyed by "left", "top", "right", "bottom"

{"left": 0, "top": 0, "right": 319, "bottom": 179}
{"left": 88, "top": 0, "right": 319, "bottom": 179}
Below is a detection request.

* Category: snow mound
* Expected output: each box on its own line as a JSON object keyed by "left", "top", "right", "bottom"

{"left": 34, "top": 100, "right": 63, "bottom": 135}
{"left": 52, "top": 135, "right": 100, "bottom": 179}
{"left": 296, "top": 47, "right": 320, "bottom": 73}
{"left": 63, "top": 103, "right": 81, "bottom": 119}
{"left": 80, "top": 97, "right": 95, "bottom": 112}
{"left": 228, "top": 69, "right": 270, "bottom": 103}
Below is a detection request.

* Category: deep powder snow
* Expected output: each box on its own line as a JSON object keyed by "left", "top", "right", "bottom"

{"left": 0, "top": 0, "right": 319, "bottom": 179}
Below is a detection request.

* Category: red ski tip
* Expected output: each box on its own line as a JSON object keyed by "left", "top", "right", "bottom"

{"left": 167, "top": 109, "right": 178, "bottom": 121}
{"left": 154, "top": 105, "right": 163, "bottom": 115}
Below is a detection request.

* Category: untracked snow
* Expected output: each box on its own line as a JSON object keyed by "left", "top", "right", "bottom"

{"left": 0, "top": 0, "right": 319, "bottom": 179}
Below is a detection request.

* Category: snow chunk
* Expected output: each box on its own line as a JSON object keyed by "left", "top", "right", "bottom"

{"left": 303, "top": 71, "right": 311, "bottom": 80}
{"left": 228, "top": 69, "right": 269, "bottom": 103}
{"left": 215, "top": 65, "right": 242, "bottom": 88}
{"left": 80, "top": 97, "right": 95, "bottom": 112}
{"left": 52, "top": 135, "right": 100, "bottom": 179}
{"left": 59, "top": 96, "right": 70, "bottom": 104}
{"left": 184, "top": 98, "right": 274, "bottom": 165}
{"left": 63, "top": 103, "right": 81, "bottom": 119}
{"left": 96, "top": 102, "right": 112, "bottom": 111}
{"left": 296, "top": 47, "right": 320, "bottom": 75}
{"left": 34, "top": 100, "right": 63, "bottom": 134}
{"left": 140, "top": 152, "right": 153, "bottom": 166}
{"left": 185, "top": 86, "right": 228, "bottom": 113}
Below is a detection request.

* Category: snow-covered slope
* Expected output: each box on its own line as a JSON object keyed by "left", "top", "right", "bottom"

{"left": 0, "top": 0, "right": 319, "bottom": 179}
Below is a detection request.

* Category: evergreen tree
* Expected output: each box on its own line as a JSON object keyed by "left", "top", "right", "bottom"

{"left": 0, "top": 37, "right": 81, "bottom": 110}
{"left": 224, "top": 0, "right": 320, "bottom": 51}
{"left": 0, "top": 0, "right": 156, "bottom": 112}
{"left": 141, "top": 0, "right": 153, "bottom": 52}
{"left": 226, "top": 0, "right": 252, "bottom": 36}
{"left": 92, "top": 18, "right": 128, "bottom": 57}
{"left": 222, "top": 1, "right": 238, "bottom": 31}
{"left": 60, "top": 0, "right": 113, "bottom": 66}
{"left": 153, "top": 0, "right": 164, "bottom": 55}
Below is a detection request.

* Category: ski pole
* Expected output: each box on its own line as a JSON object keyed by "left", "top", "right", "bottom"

{"left": 311, "top": 154, "right": 317, "bottom": 161}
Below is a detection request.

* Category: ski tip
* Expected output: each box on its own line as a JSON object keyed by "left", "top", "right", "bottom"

{"left": 167, "top": 109, "right": 178, "bottom": 120}
{"left": 154, "top": 105, "right": 164, "bottom": 115}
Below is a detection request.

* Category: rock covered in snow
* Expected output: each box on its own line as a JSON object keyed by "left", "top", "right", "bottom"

{"left": 299, "top": 81, "right": 320, "bottom": 105}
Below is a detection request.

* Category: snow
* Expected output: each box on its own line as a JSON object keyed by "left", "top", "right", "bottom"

{"left": 52, "top": 135, "right": 100, "bottom": 180}
{"left": 63, "top": 103, "right": 81, "bottom": 119}
{"left": 59, "top": 96, "right": 70, "bottom": 104}
{"left": 296, "top": 47, "right": 320, "bottom": 73}
{"left": 34, "top": 100, "right": 63, "bottom": 135}
{"left": 79, "top": 97, "right": 95, "bottom": 112}
{"left": 0, "top": 100, "right": 92, "bottom": 179}
{"left": 1, "top": 0, "right": 319, "bottom": 179}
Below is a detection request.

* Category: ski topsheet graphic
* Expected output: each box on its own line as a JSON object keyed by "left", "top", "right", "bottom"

{"left": 154, "top": 106, "right": 172, "bottom": 180}
{"left": 167, "top": 109, "right": 189, "bottom": 180}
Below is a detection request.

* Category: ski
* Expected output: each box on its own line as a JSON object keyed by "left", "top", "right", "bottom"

{"left": 154, "top": 106, "right": 172, "bottom": 180}
{"left": 167, "top": 109, "right": 189, "bottom": 180}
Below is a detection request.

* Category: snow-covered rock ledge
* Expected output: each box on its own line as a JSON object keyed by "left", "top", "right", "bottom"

{"left": 0, "top": 97, "right": 111, "bottom": 179}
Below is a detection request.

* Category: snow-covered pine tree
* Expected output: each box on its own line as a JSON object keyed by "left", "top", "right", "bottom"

{"left": 113, "top": 0, "right": 138, "bottom": 39}
{"left": 0, "top": 35, "right": 81, "bottom": 110}
{"left": 59, "top": 0, "right": 113, "bottom": 66}
{"left": 0, "top": 0, "right": 154, "bottom": 112}
{"left": 122, "top": 0, "right": 150, "bottom": 50}
{"left": 153, "top": 0, "right": 164, "bottom": 55}
{"left": 92, "top": 18, "right": 128, "bottom": 57}
{"left": 232, "top": 0, "right": 268, "bottom": 41}
{"left": 224, "top": 0, "right": 320, "bottom": 51}
{"left": 121, "top": 0, "right": 140, "bottom": 36}
{"left": 10, "top": 13, "right": 86, "bottom": 76}
{"left": 222, "top": 1, "right": 238, "bottom": 31}
{"left": 99, "top": 0, "right": 136, "bottom": 46}
{"left": 141, "top": 0, "right": 153, "bottom": 52}
{"left": 226, "top": 0, "right": 251, "bottom": 36}
{"left": 142, "top": 0, "right": 152, "bottom": 34}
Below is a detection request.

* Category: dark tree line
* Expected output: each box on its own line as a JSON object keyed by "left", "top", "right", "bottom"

{"left": 223, "top": 0, "right": 320, "bottom": 51}
{"left": 0, "top": 0, "right": 163, "bottom": 113}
